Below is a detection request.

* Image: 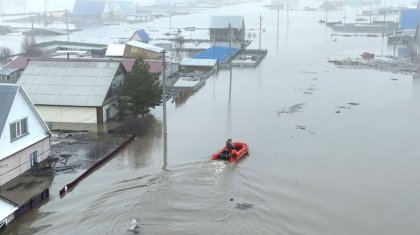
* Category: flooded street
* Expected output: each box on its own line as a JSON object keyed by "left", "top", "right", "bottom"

{"left": 3, "top": 1, "right": 420, "bottom": 235}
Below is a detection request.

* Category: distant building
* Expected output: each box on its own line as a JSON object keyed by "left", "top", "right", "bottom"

{"left": 17, "top": 60, "right": 126, "bottom": 131}
{"left": 33, "top": 41, "right": 107, "bottom": 57}
{"left": 0, "top": 84, "right": 51, "bottom": 186}
{"left": 129, "top": 29, "right": 150, "bottom": 43}
{"left": 400, "top": 9, "right": 420, "bottom": 35}
{"left": 72, "top": 0, "right": 136, "bottom": 19}
{"left": 209, "top": 16, "right": 245, "bottom": 42}
{"left": 319, "top": 1, "right": 344, "bottom": 10}
{"left": 123, "top": 40, "right": 164, "bottom": 60}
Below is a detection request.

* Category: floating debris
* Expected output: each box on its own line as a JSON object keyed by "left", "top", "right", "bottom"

{"left": 328, "top": 58, "right": 418, "bottom": 74}
{"left": 296, "top": 125, "right": 306, "bottom": 130}
{"left": 235, "top": 202, "right": 254, "bottom": 210}
{"left": 277, "top": 103, "right": 306, "bottom": 116}
{"left": 348, "top": 102, "right": 360, "bottom": 106}
{"left": 128, "top": 218, "right": 140, "bottom": 234}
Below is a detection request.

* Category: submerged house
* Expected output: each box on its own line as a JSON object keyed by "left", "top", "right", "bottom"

{"left": 17, "top": 60, "right": 126, "bottom": 131}
{"left": 0, "top": 84, "right": 51, "bottom": 187}
{"left": 209, "top": 16, "right": 245, "bottom": 42}
{"left": 129, "top": 29, "right": 150, "bottom": 43}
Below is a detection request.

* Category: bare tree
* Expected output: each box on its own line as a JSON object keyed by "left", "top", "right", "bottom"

{"left": 0, "top": 47, "right": 12, "bottom": 65}
{"left": 21, "top": 36, "right": 41, "bottom": 56}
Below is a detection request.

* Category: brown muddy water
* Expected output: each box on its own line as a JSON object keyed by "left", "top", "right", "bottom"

{"left": 3, "top": 1, "right": 420, "bottom": 235}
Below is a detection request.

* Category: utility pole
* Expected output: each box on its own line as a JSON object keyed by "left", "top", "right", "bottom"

{"left": 229, "top": 23, "right": 232, "bottom": 101}
{"left": 66, "top": 9, "right": 69, "bottom": 42}
{"left": 169, "top": 0, "right": 172, "bottom": 34}
{"left": 325, "top": 9, "right": 328, "bottom": 24}
{"left": 276, "top": 7, "right": 279, "bottom": 48}
{"left": 287, "top": 3, "right": 290, "bottom": 31}
{"left": 369, "top": 3, "right": 372, "bottom": 24}
{"left": 161, "top": 50, "right": 167, "bottom": 136}
{"left": 259, "top": 14, "right": 262, "bottom": 50}
{"left": 382, "top": 11, "right": 386, "bottom": 37}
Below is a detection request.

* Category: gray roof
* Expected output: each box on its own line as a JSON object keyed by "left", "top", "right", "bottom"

{"left": 210, "top": 16, "right": 244, "bottom": 29}
{"left": 17, "top": 60, "right": 122, "bottom": 107}
{"left": 0, "top": 67, "right": 20, "bottom": 76}
{"left": 0, "top": 84, "right": 18, "bottom": 135}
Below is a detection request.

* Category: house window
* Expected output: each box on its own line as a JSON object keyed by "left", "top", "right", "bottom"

{"left": 10, "top": 118, "right": 28, "bottom": 141}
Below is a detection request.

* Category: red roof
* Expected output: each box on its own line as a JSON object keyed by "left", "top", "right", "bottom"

{"left": 122, "top": 59, "right": 163, "bottom": 73}
{"left": 3, "top": 56, "right": 30, "bottom": 69}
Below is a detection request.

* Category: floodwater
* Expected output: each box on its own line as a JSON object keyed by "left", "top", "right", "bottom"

{"left": 3, "top": 1, "right": 420, "bottom": 235}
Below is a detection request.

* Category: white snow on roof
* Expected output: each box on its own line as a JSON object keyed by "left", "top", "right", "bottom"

{"left": 126, "top": 40, "right": 164, "bottom": 53}
{"left": 180, "top": 58, "right": 217, "bottom": 67}
{"left": 0, "top": 197, "right": 18, "bottom": 222}
{"left": 106, "top": 44, "right": 126, "bottom": 57}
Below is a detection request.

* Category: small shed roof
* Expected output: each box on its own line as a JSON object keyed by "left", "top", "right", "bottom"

{"left": 0, "top": 67, "right": 20, "bottom": 76}
{"left": 17, "top": 60, "right": 122, "bottom": 107}
{"left": 73, "top": 0, "right": 106, "bottom": 15}
{"left": 173, "top": 78, "right": 201, "bottom": 88}
{"left": 400, "top": 9, "right": 420, "bottom": 30}
{"left": 106, "top": 44, "right": 126, "bottom": 57}
{"left": 180, "top": 58, "right": 217, "bottom": 67}
{"left": 126, "top": 40, "right": 164, "bottom": 53}
{"left": 0, "top": 197, "right": 18, "bottom": 223}
{"left": 193, "top": 46, "right": 240, "bottom": 63}
{"left": 210, "top": 16, "right": 244, "bottom": 29}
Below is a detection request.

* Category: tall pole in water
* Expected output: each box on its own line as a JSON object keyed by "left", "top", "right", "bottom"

{"left": 169, "top": 0, "right": 172, "bottom": 34}
{"left": 66, "top": 9, "right": 69, "bottom": 42}
{"left": 276, "top": 7, "right": 279, "bottom": 48}
{"left": 229, "top": 23, "right": 232, "bottom": 101}
{"left": 287, "top": 3, "right": 289, "bottom": 31}
{"left": 259, "top": 14, "right": 262, "bottom": 50}
{"left": 369, "top": 3, "right": 372, "bottom": 24}
{"left": 161, "top": 50, "right": 167, "bottom": 136}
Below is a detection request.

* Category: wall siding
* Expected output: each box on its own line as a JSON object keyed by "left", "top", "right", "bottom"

{"left": 36, "top": 106, "right": 98, "bottom": 124}
{"left": 0, "top": 137, "right": 50, "bottom": 186}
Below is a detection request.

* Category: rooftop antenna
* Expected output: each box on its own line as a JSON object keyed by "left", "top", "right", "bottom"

{"left": 259, "top": 14, "right": 262, "bottom": 50}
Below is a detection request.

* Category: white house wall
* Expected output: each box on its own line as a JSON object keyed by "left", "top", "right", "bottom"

{"left": 0, "top": 91, "right": 49, "bottom": 161}
{"left": 35, "top": 106, "right": 98, "bottom": 124}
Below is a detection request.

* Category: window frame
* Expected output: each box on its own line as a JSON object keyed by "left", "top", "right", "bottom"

{"left": 10, "top": 117, "right": 29, "bottom": 142}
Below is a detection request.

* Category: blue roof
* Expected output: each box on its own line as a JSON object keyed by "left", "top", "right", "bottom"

{"left": 400, "top": 9, "right": 420, "bottom": 30}
{"left": 73, "top": 0, "right": 106, "bottom": 15}
{"left": 136, "top": 29, "right": 150, "bottom": 43}
{"left": 193, "top": 46, "right": 240, "bottom": 63}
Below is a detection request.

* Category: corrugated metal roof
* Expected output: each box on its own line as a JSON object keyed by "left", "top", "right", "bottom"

{"left": 193, "top": 46, "right": 240, "bottom": 63}
{"left": 0, "top": 84, "right": 18, "bottom": 136}
{"left": 106, "top": 44, "right": 126, "bottom": 57}
{"left": 181, "top": 58, "right": 217, "bottom": 67}
{"left": 210, "top": 16, "right": 244, "bottom": 29}
{"left": 3, "top": 56, "right": 29, "bottom": 69}
{"left": 17, "top": 60, "right": 121, "bottom": 107}
{"left": 400, "top": 9, "right": 420, "bottom": 30}
{"left": 126, "top": 40, "right": 164, "bottom": 53}
{"left": 72, "top": 0, "right": 106, "bottom": 15}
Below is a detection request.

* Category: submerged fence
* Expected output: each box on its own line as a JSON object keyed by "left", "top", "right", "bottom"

{"left": 59, "top": 134, "right": 136, "bottom": 197}
{"left": 14, "top": 188, "right": 49, "bottom": 218}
